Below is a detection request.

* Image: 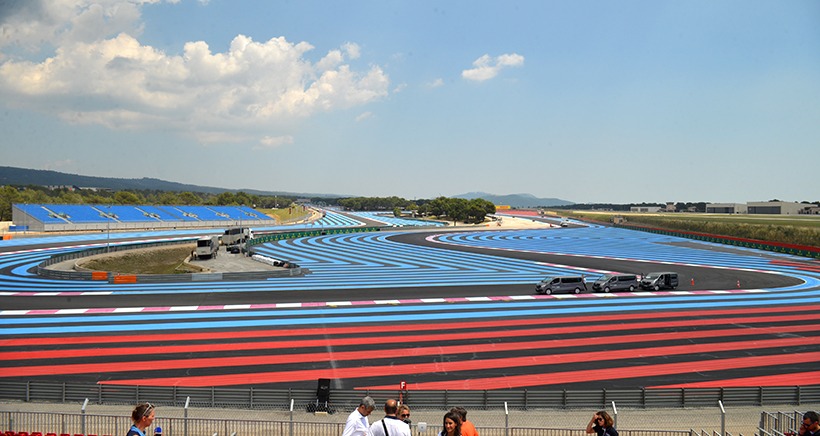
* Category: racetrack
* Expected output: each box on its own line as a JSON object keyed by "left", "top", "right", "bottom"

{"left": 1, "top": 214, "right": 819, "bottom": 391}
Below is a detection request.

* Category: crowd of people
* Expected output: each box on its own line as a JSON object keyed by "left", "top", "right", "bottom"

{"left": 128, "top": 401, "right": 820, "bottom": 436}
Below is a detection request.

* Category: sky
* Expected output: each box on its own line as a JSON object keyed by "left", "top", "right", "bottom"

{"left": 0, "top": 1, "right": 818, "bottom": 204}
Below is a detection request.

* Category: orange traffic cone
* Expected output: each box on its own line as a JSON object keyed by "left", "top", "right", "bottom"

{"left": 690, "top": 278, "right": 695, "bottom": 286}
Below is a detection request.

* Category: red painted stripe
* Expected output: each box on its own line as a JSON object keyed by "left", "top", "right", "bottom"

{"left": 3, "top": 304, "right": 815, "bottom": 347}
{"left": 6, "top": 324, "right": 818, "bottom": 377}
{"left": 3, "top": 313, "right": 817, "bottom": 361}
{"left": 649, "top": 371, "right": 820, "bottom": 388}
{"left": 94, "top": 337, "right": 820, "bottom": 387}
{"left": 359, "top": 351, "right": 820, "bottom": 391}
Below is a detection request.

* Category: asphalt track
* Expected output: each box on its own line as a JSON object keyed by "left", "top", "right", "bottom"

{"left": 1, "top": 212, "right": 819, "bottom": 392}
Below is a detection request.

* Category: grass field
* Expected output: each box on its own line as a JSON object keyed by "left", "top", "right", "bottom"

{"left": 256, "top": 206, "right": 312, "bottom": 223}
{"left": 551, "top": 210, "right": 820, "bottom": 248}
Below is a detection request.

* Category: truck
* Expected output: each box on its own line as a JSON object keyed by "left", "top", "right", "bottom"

{"left": 194, "top": 235, "right": 219, "bottom": 259}
{"left": 222, "top": 226, "right": 251, "bottom": 246}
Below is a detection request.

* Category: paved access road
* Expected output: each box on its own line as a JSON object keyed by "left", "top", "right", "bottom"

{"left": 1, "top": 220, "right": 818, "bottom": 390}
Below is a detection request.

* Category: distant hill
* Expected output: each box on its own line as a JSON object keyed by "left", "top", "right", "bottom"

{"left": 453, "top": 192, "right": 574, "bottom": 208}
{"left": 0, "top": 166, "right": 343, "bottom": 198}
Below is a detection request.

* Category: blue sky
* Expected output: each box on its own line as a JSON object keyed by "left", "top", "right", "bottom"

{"left": 1, "top": 1, "right": 818, "bottom": 204}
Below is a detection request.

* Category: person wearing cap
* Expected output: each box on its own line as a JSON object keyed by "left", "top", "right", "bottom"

{"left": 369, "top": 399, "right": 411, "bottom": 436}
{"left": 343, "top": 396, "right": 376, "bottom": 436}
{"left": 127, "top": 402, "right": 156, "bottom": 436}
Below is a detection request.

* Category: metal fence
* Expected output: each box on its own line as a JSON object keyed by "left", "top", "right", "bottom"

{"left": 2, "top": 382, "right": 818, "bottom": 411}
{"left": 0, "top": 409, "right": 704, "bottom": 436}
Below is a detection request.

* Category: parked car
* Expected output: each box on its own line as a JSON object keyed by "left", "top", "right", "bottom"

{"left": 592, "top": 274, "right": 640, "bottom": 293}
{"left": 640, "top": 272, "right": 679, "bottom": 291}
{"left": 535, "top": 275, "right": 587, "bottom": 295}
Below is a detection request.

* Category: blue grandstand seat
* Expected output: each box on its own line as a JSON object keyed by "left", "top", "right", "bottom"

{"left": 96, "top": 206, "right": 157, "bottom": 223}
{"left": 41, "top": 205, "right": 112, "bottom": 223}
{"left": 17, "top": 205, "right": 67, "bottom": 224}
{"left": 173, "top": 206, "right": 230, "bottom": 221}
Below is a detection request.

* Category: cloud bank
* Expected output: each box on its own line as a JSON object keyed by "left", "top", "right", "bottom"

{"left": 0, "top": 0, "right": 389, "bottom": 145}
{"left": 462, "top": 53, "right": 524, "bottom": 82}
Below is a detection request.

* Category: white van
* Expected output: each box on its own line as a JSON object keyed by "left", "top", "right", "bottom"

{"left": 195, "top": 235, "right": 219, "bottom": 258}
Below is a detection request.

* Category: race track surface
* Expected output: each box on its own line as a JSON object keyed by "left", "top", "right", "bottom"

{"left": 1, "top": 218, "right": 819, "bottom": 391}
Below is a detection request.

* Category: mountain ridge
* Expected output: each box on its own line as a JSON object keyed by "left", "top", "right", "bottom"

{"left": 453, "top": 191, "right": 574, "bottom": 207}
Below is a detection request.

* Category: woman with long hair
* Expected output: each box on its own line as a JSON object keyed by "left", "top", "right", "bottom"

{"left": 439, "top": 410, "right": 462, "bottom": 436}
{"left": 586, "top": 410, "right": 618, "bottom": 436}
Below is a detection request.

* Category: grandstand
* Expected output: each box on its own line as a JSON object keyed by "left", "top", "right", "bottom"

{"left": 10, "top": 204, "right": 275, "bottom": 232}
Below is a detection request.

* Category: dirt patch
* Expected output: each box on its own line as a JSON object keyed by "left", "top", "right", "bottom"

{"left": 79, "top": 244, "right": 200, "bottom": 274}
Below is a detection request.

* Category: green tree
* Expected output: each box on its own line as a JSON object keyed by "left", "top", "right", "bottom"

{"left": 113, "top": 191, "right": 143, "bottom": 205}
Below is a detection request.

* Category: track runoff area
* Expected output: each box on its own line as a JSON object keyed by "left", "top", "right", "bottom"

{"left": 1, "top": 212, "right": 819, "bottom": 391}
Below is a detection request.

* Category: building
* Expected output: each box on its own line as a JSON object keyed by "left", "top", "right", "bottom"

{"left": 747, "top": 201, "right": 816, "bottom": 215}
{"left": 706, "top": 203, "right": 748, "bottom": 214}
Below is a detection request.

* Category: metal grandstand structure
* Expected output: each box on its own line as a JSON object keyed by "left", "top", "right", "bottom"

{"left": 10, "top": 204, "right": 275, "bottom": 232}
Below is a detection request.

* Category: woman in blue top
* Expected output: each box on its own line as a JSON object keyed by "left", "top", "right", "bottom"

{"left": 126, "top": 403, "right": 155, "bottom": 436}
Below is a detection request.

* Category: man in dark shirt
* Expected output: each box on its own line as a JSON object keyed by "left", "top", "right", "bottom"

{"left": 799, "top": 411, "right": 820, "bottom": 436}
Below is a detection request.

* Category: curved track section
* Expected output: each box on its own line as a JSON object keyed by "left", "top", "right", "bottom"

{"left": 1, "top": 223, "right": 819, "bottom": 390}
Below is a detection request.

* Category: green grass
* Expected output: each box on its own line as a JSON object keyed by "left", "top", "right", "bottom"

{"left": 551, "top": 210, "right": 820, "bottom": 248}
{"left": 256, "top": 206, "right": 312, "bottom": 223}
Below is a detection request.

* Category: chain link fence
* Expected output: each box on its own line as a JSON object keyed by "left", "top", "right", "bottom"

{"left": 3, "top": 400, "right": 818, "bottom": 436}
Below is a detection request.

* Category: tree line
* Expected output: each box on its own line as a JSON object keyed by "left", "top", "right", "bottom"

{"left": 337, "top": 196, "right": 497, "bottom": 224}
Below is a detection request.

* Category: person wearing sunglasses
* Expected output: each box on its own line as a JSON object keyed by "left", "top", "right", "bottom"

{"left": 127, "top": 403, "right": 156, "bottom": 436}
{"left": 398, "top": 404, "right": 412, "bottom": 425}
{"left": 798, "top": 411, "right": 820, "bottom": 436}
{"left": 586, "top": 410, "right": 618, "bottom": 436}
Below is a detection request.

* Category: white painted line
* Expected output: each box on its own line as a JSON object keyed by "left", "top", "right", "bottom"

{"left": 326, "top": 301, "right": 353, "bottom": 306}
{"left": 113, "top": 307, "right": 145, "bottom": 313}
{"left": 275, "top": 303, "right": 303, "bottom": 308}
{"left": 224, "top": 304, "right": 252, "bottom": 310}
{"left": 374, "top": 299, "right": 401, "bottom": 305}
{"left": 169, "top": 306, "right": 199, "bottom": 311}
{"left": 421, "top": 298, "right": 447, "bottom": 303}
{"left": 56, "top": 308, "right": 92, "bottom": 315}
{"left": 508, "top": 295, "right": 536, "bottom": 300}
{"left": 466, "top": 296, "right": 492, "bottom": 301}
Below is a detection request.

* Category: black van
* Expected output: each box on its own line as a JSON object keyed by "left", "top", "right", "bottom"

{"left": 592, "top": 274, "right": 640, "bottom": 293}
{"left": 535, "top": 276, "right": 588, "bottom": 295}
{"left": 639, "top": 272, "right": 679, "bottom": 291}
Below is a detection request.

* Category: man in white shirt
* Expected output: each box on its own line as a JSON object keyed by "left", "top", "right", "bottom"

{"left": 369, "top": 399, "right": 411, "bottom": 436}
{"left": 342, "top": 396, "right": 376, "bottom": 436}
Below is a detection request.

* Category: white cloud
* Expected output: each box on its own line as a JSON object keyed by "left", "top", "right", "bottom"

{"left": 254, "top": 135, "right": 294, "bottom": 150}
{"left": 462, "top": 52, "right": 524, "bottom": 82}
{"left": 426, "top": 78, "right": 444, "bottom": 88}
{"left": 0, "top": 0, "right": 390, "bottom": 145}
{"left": 355, "top": 111, "right": 373, "bottom": 122}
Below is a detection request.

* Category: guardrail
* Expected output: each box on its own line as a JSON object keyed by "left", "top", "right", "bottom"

{"left": 247, "top": 226, "right": 381, "bottom": 247}
{"left": 615, "top": 223, "right": 820, "bottom": 259}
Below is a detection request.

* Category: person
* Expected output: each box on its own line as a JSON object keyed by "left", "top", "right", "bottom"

{"left": 369, "top": 399, "right": 411, "bottom": 436}
{"left": 343, "top": 396, "right": 376, "bottom": 436}
{"left": 126, "top": 403, "right": 155, "bottom": 436}
{"left": 586, "top": 411, "right": 618, "bottom": 436}
{"left": 398, "top": 404, "right": 412, "bottom": 425}
{"left": 439, "top": 410, "right": 462, "bottom": 436}
{"left": 799, "top": 411, "right": 820, "bottom": 436}
{"left": 450, "top": 407, "right": 478, "bottom": 436}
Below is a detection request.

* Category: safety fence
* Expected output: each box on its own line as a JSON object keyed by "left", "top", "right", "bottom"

{"left": 247, "top": 226, "right": 382, "bottom": 247}
{"left": 615, "top": 223, "right": 820, "bottom": 259}
{"left": 0, "top": 408, "right": 731, "bottom": 436}
{"left": 2, "top": 382, "right": 819, "bottom": 411}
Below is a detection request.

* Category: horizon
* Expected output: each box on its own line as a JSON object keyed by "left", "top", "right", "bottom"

{"left": 1, "top": 1, "right": 818, "bottom": 203}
